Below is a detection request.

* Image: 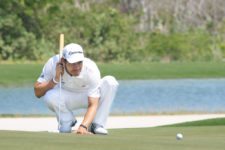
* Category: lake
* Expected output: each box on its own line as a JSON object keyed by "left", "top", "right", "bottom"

{"left": 0, "top": 79, "right": 225, "bottom": 115}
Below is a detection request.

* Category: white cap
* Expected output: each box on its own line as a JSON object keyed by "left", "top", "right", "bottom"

{"left": 62, "top": 43, "right": 84, "bottom": 63}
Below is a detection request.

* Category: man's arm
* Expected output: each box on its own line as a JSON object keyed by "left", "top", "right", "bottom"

{"left": 34, "top": 61, "right": 63, "bottom": 98}
{"left": 76, "top": 97, "right": 99, "bottom": 134}
{"left": 34, "top": 80, "right": 57, "bottom": 98}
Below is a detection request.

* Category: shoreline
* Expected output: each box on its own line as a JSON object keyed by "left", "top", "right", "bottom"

{"left": 0, "top": 113, "right": 225, "bottom": 132}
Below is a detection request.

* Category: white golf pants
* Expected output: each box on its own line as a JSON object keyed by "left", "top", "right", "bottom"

{"left": 43, "top": 76, "right": 119, "bottom": 132}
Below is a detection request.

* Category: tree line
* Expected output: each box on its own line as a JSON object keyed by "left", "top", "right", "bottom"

{"left": 0, "top": 0, "right": 225, "bottom": 62}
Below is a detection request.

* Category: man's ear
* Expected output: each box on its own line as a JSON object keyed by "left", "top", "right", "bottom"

{"left": 61, "top": 58, "right": 65, "bottom": 62}
{"left": 61, "top": 58, "right": 66, "bottom": 65}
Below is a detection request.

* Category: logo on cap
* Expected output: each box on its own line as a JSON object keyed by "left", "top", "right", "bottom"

{"left": 68, "top": 51, "right": 83, "bottom": 56}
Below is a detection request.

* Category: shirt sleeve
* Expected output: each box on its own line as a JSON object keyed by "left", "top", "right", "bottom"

{"left": 37, "top": 56, "right": 57, "bottom": 83}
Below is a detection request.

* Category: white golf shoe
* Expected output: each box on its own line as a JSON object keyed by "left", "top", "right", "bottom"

{"left": 59, "top": 120, "right": 77, "bottom": 133}
{"left": 90, "top": 123, "right": 108, "bottom": 135}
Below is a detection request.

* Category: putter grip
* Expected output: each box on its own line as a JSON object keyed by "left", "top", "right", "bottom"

{"left": 59, "top": 33, "right": 64, "bottom": 57}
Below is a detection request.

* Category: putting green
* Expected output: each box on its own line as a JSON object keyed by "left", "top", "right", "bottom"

{"left": 0, "top": 126, "right": 224, "bottom": 150}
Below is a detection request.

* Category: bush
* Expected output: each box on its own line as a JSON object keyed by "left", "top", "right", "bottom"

{"left": 0, "top": 0, "right": 225, "bottom": 62}
{"left": 145, "top": 31, "right": 213, "bottom": 62}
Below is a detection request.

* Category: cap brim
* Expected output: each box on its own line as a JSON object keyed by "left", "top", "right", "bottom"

{"left": 66, "top": 54, "right": 84, "bottom": 63}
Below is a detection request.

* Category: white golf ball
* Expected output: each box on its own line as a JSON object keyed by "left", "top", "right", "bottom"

{"left": 176, "top": 133, "right": 183, "bottom": 140}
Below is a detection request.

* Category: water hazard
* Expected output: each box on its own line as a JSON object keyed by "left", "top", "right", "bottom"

{"left": 0, "top": 79, "right": 225, "bottom": 115}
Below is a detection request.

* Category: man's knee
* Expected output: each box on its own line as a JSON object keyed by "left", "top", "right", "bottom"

{"left": 101, "top": 76, "right": 119, "bottom": 88}
{"left": 100, "top": 76, "right": 119, "bottom": 99}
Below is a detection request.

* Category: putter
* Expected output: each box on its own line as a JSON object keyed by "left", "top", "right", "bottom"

{"left": 58, "top": 34, "right": 64, "bottom": 131}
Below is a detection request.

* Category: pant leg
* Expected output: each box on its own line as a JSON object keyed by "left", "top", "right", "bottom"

{"left": 93, "top": 76, "right": 119, "bottom": 127}
{"left": 43, "top": 88, "right": 88, "bottom": 132}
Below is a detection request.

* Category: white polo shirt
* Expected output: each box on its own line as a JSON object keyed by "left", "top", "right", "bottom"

{"left": 37, "top": 55, "right": 101, "bottom": 98}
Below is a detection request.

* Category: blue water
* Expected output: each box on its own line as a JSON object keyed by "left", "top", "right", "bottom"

{"left": 0, "top": 79, "right": 225, "bottom": 115}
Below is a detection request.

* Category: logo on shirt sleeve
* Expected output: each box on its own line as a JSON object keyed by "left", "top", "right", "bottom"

{"left": 40, "top": 74, "right": 44, "bottom": 78}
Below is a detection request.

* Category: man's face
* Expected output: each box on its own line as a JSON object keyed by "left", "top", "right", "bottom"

{"left": 65, "top": 61, "right": 83, "bottom": 76}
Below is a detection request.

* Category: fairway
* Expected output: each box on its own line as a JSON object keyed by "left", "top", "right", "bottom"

{"left": 1, "top": 62, "right": 225, "bottom": 85}
{"left": 0, "top": 126, "right": 224, "bottom": 150}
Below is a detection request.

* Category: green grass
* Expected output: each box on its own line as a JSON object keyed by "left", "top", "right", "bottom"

{"left": 1, "top": 62, "right": 224, "bottom": 149}
{"left": 99, "top": 61, "right": 225, "bottom": 79}
{"left": 166, "top": 117, "right": 225, "bottom": 127}
{"left": 0, "top": 118, "right": 225, "bottom": 150}
{"left": 0, "top": 64, "right": 43, "bottom": 86}
{"left": 1, "top": 61, "right": 225, "bottom": 86}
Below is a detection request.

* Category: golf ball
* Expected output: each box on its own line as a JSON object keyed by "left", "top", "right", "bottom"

{"left": 176, "top": 133, "right": 183, "bottom": 140}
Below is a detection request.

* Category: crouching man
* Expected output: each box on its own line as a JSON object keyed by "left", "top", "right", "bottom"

{"left": 34, "top": 43, "right": 118, "bottom": 135}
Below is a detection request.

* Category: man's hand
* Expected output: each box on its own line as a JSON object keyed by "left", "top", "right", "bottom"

{"left": 76, "top": 125, "right": 93, "bottom": 135}
{"left": 76, "top": 97, "right": 99, "bottom": 135}
{"left": 55, "top": 61, "right": 64, "bottom": 82}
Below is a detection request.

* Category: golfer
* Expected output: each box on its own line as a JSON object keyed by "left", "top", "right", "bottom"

{"left": 34, "top": 43, "right": 118, "bottom": 135}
